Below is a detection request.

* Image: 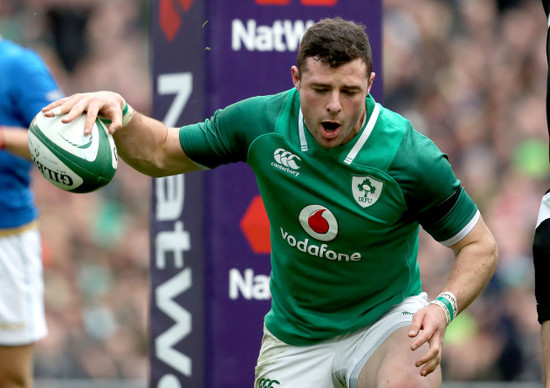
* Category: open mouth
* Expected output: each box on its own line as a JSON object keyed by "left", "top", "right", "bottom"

{"left": 321, "top": 122, "right": 340, "bottom": 131}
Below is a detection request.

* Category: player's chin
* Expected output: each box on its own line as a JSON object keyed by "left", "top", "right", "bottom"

{"left": 317, "top": 137, "right": 342, "bottom": 149}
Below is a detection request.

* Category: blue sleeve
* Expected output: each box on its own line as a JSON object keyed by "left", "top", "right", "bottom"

{"left": 9, "top": 50, "right": 63, "bottom": 126}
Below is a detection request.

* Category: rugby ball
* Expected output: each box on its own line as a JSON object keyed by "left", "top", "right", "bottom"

{"left": 28, "top": 112, "right": 118, "bottom": 193}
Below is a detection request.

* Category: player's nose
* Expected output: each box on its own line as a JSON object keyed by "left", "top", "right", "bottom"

{"left": 326, "top": 91, "right": 342, "bottom": 113}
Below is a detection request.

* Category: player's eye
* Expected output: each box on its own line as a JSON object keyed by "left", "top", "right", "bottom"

{"left": 312, "top": 87, "right": 329, "bottom": 94}
{"left": 342, "top": 89, "right": 359, "bottom": 96}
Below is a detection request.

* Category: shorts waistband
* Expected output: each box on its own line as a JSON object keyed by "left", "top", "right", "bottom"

{"left": 0, "top": 220, "right": 39, "bottom": 236}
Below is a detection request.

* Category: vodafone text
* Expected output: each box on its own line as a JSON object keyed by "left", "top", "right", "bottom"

{"left": 232, "top": 19, "right": 315, "bottom": 51}
{"left": 280, "top": 227, "right": 362, "bottom": 262}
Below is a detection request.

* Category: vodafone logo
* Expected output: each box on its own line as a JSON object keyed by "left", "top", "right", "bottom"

{"left": 299, "top": 205, "right": 338, "bottom": 242}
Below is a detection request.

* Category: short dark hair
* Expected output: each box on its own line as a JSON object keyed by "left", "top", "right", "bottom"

{"left": 297, "top": 17, "right": 372, "bottom": 77}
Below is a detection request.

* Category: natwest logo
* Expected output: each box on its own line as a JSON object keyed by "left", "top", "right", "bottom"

{"left": 232, "top": 19, "right": 314, "bottom": 52}
{"left": 256, "top": 0, "right": 338, "bottom": 5}
{"left": 159, "top": 0, "right": 194, "bottom": 42}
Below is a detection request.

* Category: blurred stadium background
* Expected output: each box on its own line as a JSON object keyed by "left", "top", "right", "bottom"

{"left": 1, "top": 0, "right": 549, "bottom": 386}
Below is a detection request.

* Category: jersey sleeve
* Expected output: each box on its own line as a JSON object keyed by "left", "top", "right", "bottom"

{"left": 393, "top": 126, "right": 478, "bottom": 245}
{"left": 9, "top": 49, "right": 63, "bottom": 126}
{"left": 179, "top": 91, "right": 289, "bottom": 168}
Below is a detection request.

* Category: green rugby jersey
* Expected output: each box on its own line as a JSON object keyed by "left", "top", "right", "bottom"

{"left": 179, "top": 89, "right": 478, "bottom": 346}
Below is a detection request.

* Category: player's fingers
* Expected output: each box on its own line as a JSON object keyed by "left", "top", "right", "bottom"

{"left": 108, "top": 107, "right": 124, "bottom": 135}
{"left": 42, "top": 96, "right": 73, "bottom": 116}
{"left": 418, "top": 349, "right": 441, "bottom": 377}
{"left": 415, "top": 340, "right": 440, "bottom": 368}
{"left": 410, "top": 325, "right": 434, "bottom": 351}
{"left": 61, "top": 94, "right": 97, "bottom": 124}
{"left": 83, "top": 104, "right": 100, "bottom": 135}
{"left": 408, "top": 309, "right": 425, "bottom": 338}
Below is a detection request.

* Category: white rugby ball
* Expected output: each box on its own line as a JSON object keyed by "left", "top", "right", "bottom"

{"left": 28, "top": 112, "right": 118, "bottom": 193}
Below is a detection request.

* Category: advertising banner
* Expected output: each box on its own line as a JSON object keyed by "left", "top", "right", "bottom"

{"left": 150, "top": 1, "right": 382, "bottom": 387}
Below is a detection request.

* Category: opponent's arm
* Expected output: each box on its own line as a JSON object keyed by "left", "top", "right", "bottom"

{"left": 534, "top": 193, "right": 550, "bottom": 387}
{"left": 543, "top": 322, "right": 550, "bottom": 387}
{"left": 408, "top": 216, "right": 498, "bottom": 377}
{"left": 42, "top": 91, "right": 201, "bottom": 177}
{"left": 536, "top": 2, "right": 550, "bottom": 384}
{"left": 0, "top": 126, "right": 31, "bottom": 160}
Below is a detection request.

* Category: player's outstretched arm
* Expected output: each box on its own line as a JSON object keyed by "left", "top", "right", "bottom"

{"left": 408, "top": 216, "right": 498, "bottom": 377}
{"left": 42, "top": 92, "right": 201, "bottom": 177}
{"left": 0, "top": 126, "right": 31, "bottom": 160}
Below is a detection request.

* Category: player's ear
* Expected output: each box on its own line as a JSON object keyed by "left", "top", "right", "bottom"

{"left": 291, "top": 66, "right": 301, "bottom": 90}
{"left": 367, "top": 72, "right": 376, "bottom": 94}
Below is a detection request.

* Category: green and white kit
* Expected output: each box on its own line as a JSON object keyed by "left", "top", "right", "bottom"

{"left": 180, "top": 89, "right": 478, "bottom": 346}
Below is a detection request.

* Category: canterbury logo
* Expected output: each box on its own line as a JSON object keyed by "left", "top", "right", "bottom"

{"left": 271, "top": 148, "right": 301, "bottom": 177}
{"left": 257, "top": 378, "right": 280, "bottom": 388}
{"left": 273, "top": 148, "right": 301, "bottom": 169}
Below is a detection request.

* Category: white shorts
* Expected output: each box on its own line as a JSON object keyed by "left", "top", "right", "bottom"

{"left": 254, "top": 292, "right": 429, "bottom": 388}
{"left": 0, "top": 223, "right": 47, "bottom": 345}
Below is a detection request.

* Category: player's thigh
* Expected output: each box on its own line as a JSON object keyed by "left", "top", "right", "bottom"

{"left": 357, "top": 326, "right": 441, "bottom": 388}
{"left": 0, "top": 344, "right": 34, "bottom": 388}
{"left": 254, "top": 326, "right": 341, "bottom": 388}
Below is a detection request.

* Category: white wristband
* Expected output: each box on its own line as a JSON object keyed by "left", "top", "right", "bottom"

{"left": 430, "top": 299, "right": 451, "bottom": 325}
{"left": 430, "top": 291, "right": 458, "bottom": 325}
{"left": 121, "top": 98, "right": 134, "bottom": 127}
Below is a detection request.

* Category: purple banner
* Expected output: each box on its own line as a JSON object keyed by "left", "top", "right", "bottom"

{"left": 150, "top": 1, "right": 381, "bottom": 387}
{"left": 149, "top": 0, "right": 207, "bottom": 387}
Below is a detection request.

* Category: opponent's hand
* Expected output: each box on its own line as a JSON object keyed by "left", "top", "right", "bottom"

{"left": 407, "top": 304, "right": 447, "bottom": 377}
{"left": 42, "top": 91, "right": 126, "bottom": 135}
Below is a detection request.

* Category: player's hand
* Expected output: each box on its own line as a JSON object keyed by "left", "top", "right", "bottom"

{"left": 42, "top": 91, "right": 126, "bottom": 135}
{"left": 407, "top": 304, "right": 447, "bottom": 377}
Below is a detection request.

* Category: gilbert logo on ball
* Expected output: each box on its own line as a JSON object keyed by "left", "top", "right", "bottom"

{"left": 28, "top": 112, "right": 118, "bottom": 193}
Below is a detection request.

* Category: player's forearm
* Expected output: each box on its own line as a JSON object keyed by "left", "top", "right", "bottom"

{"left": 113, "top": 111, "right": 170, "bottom": 177}
{"left": 443, "top": 218, "right": 498, "bottom": 314}
{"left": 0, "top": 126, "right": 31, "bottom": 160}
{"left": 542, "top": 322, "right": 550, "bottom": 387}
{"left": 113, "top": 111, "right": 198, "bottom": 177}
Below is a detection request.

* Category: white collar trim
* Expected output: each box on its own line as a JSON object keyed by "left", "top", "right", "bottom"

{"left": 344, "top": 103, "right": 380, "bottom": 165}
{"left": 298, "top": 102, "right": 380, "bottom": 162}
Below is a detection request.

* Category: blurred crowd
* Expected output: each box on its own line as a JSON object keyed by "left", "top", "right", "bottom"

{"left": 384, "top": 0, "right": 548, "bottom": 381}
{"left": 0, "top": 0, "right": 152, "bottom": 380}
{"left": 1, "top": 0, "right": 549, "bottom": 383}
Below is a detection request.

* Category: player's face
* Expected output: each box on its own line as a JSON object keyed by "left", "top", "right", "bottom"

{"left": 292, "top": 57, "right": 375, "bottom": 149}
